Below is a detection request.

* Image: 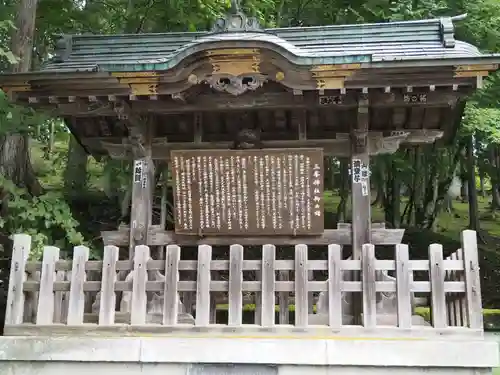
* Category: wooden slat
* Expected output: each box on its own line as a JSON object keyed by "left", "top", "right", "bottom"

{"left": 21, "top": 277, "right": 465, "bottom": 294}
{"left": 130, "top": 245, "right": 150, "bottom": 325}
{"left": 294, "top": 244, "right": 308, "bottom": 327}
{"left": 163, "top": 245, "right": 180, "bottom": 325}
{"left": 455, "top": 248, "right": 467, "bottom": 326}
{"left": 461, "top": 230, "right": 483, "bottom": 329}
{"left": 395, "top": 244, "right": 412, "bottom": 328}
{"left": 261, "top": 244, "right": 276, "bottom": 327}
{"left": 448, "top": 252, "right": 458, "bottom": 326}
{"left": 209, "top": 298, "right": 217, "bottom": 324}
{"left": 6, "top": 234, "right": 31, "bottom": 325}
{"left": 196, "top": 245, "right": 211, "bottom": 326}
{"left": 101, "top": 228, "right": 405, "bottom": 247}
{"left": 429, "top": 243, "right": 447, "bottom": 329}
{"left": 67, "top": 246, "right": 90, "bottom": 325}
{"left": 4, "top": 322, "right": 486, "bottom": 338}
{"left": 99, "top": 245, "right": 118, "bottom": 325}
{"left": 328, "top": 244, "right": 342, "bottom": 328}
{"left": 36, "top": 246, "right": 59, "bottom": 325}
{"left": 254, "top": 269, "right": 262, "bottom": 325}
{"left": 278, "top": 271, "right": 289, "bottom": 324}
{"left": 362, "top": 244, "right": 376, "bottom": 328}
{"left": 308, "top": 270, "right": 314, "bottom": 314}
{"left": 53, "top": 271, "right": 66, "bottom": 323}
{"left": 23, "top": 257, "right": 465, "bottom": 273}
{"left": 228, "top": 244, "right": 243, "bottom": 326}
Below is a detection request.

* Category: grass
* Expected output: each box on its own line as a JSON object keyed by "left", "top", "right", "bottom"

{"left": 323, "top": 191, "right": 500, "bottom": 241}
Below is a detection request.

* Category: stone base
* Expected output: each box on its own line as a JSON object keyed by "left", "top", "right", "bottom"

{"left": 2, "top": 362, "right": 495, "bottom": 375}
{"left": 0, "top": 335, "right": 497, "bottom": 375}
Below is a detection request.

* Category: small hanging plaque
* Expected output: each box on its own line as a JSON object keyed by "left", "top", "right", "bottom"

{"left": 133, "top": 160, "right": 143, "bottom": 183}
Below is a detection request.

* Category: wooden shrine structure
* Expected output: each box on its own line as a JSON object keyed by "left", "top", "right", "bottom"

{"left": 0, "top": 5, "right": 499, "bottom": 375}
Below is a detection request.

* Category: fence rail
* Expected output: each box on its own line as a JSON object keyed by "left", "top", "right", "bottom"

{"left": 4, "top": 230, "right": 483, "bottom": 337}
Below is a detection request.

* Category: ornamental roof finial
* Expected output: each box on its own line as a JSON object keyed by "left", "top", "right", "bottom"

{"left": 230, "top": 0, "right": 240, "bottom": 14}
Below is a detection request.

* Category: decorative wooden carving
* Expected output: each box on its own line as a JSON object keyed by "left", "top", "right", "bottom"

{"left": 111, "top": 72, "right": 160, "bottom": 96}
{"left": 371, "top": 132, "right": 409, "bottom": 154}
{"left": 398, "top": 129, "right": 443, "bottom": 144}
{"left": 310, "top": 64, "right": 361, "bottom": 90}
{"left": 211, "top": 0, "right": 262, "bottom": 33}
{"left": 453, "top": 64, "right": 497, "bottom": 78}
{"left": 206, "top": 75, "right": 265, "bottom": 96}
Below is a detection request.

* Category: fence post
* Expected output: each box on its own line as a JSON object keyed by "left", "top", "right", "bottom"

{"left": 261, "top": 244, "right": 276, "bottom": 327}
{"left": 131, "top": 245, "right": 150, "bottom": 325}
{"left": 228, "top": 244, "right": 243, "bottom": 326}
{"left": 294, "top": 244, "right": 308, "bottom": 327}
{"left": 395, "top": 244, "right": 412, "bottom": 328}
{"left": 36, "top": 246, "right": 60, "bottom": 325}
{"left": 461, "top": 230, "right": 483, "bottom": 329}
{"left": 196, "top": 245, "right": 211, "bottom": 326}
{"left": 98, "top": 245, "right": 118, "bottom": 325}
{"left": 362, "top": 244, "right": 376, "bottom": 328}
{"left": 5, "top": 234, "right": 31, "bottom": 325}
{"left": 429, "top": 243, "right": 447, "bottom": 329}
{"left": 163, "top": 244, "right": 180, "bottom": 325}
{"left": 328, "top": 244, "right": 342, "bottom": 328}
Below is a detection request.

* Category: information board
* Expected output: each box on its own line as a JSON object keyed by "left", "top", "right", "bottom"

{"left": 171, "top": 148, "right": 324, "bottom": 236}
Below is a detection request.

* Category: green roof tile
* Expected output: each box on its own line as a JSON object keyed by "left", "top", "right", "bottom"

{"left": 20, "top": 14, "right": 500, "bottom": 73}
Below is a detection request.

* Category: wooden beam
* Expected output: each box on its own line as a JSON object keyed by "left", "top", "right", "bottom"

{"left": 23, "top": 88, "right": 466, "bottom": 116}
{"left": 91, "top": 130, "right": 444, "bottom": 160}
{"left": 101, "top": 228, "right": 405, "bottom": 247}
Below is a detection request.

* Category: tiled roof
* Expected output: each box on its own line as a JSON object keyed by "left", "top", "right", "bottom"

{"left": 31, "top": 15, "right": 496, "bottom": 73}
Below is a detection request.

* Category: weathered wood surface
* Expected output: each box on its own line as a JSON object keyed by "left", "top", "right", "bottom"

{"left": 67, "top": 246, "right": 89, "bottom": 325}
{"left": 171, "top": 148, "right": 324, "bottom": 236}
{"left": 5, "top": 234, "right": 31, "bottom": 325}
{"left": 99, "top": 132, "right": 444, "bottom": 159}
{"left": 395, "top": 244, "right": 412, "bottom": 328}
{"left": 429, "top": 244, "right": 447, "bottom": 329}
{"left": 461, "top": 230, "right": 483, "bottom": 329}
{"left": 22, "top": 88, "right": 468, "bottom": 116}
{"left": 98, "top": 245, "right": 118, "bottom": 325}
{"left": 5, "top": 232, "right": 483, "bottom": 337}
{"left": 101, "top": 228, "right": 405, "bottom": 246}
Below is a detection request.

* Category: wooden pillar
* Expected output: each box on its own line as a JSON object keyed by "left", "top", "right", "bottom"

{"left": 128, "top": 126, "right": 155, "bottom": 260}
{"left": 351, "top": 92, "right": 371, "bottom": 259}
{"left": 350, "top": 92, "right": 371, "bottom": 323}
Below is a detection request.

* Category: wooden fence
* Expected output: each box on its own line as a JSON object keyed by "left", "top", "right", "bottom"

{"left": 4, "top": 230, "right": 483, "bottom": 337}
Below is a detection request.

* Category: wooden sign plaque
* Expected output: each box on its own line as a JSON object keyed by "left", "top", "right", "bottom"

{"left": 171, "top": 148, "right": 324, "bottom": 236}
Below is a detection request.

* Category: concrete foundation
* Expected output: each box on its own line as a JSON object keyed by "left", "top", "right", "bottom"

{"left": 0, "top": 336, "right": 497, "bottom": 375}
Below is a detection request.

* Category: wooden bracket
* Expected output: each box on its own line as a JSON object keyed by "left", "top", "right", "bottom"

{"left": 112, "top": 71, "right": 160, "bottom": 96}
{"left": 310, "top": 63, "right": 361, "bottom": 90}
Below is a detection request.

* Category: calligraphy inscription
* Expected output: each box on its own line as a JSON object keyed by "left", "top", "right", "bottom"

{"left": 171, "top": 149, "right": 324, "bottom": 236}
{"left": 351, "top": 158, "right": 370, "bottom": 197}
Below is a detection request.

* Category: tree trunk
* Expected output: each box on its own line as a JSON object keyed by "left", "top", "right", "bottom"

{"left": 63, "top": 135, "right": 88, "bottom": 194}
{"left": 479, "top": 172, "right": 486, "bottom": 198}
{"left": 466, "top": 135, "right": 480, "bottom": 230}
{"left": 0, "top": 0, "right": 41, "bottom": 196}
{"left": 488, "top": 145, "right": 500, "bottom": 212}
{"left": 336, "top": 159, "right": 349, "bottom": 222}
{"left": 461, "top": 182, "right": 469, "bottom": 203}
{"left": 413, "top": 147, "right": 425, "bottom": 225}
{"left": 390, "top": 159, "right": 401, "bottom": 228}
{"left": 0, "top": 135, "right": 41, "bottom": 196}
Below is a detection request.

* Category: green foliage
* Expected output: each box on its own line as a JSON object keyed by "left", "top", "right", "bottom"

{"left": 0, "top": 174, "right": 85, "bottom": 259}
{"left": 0, "top": 19, "right": 16, "bottom": 64}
